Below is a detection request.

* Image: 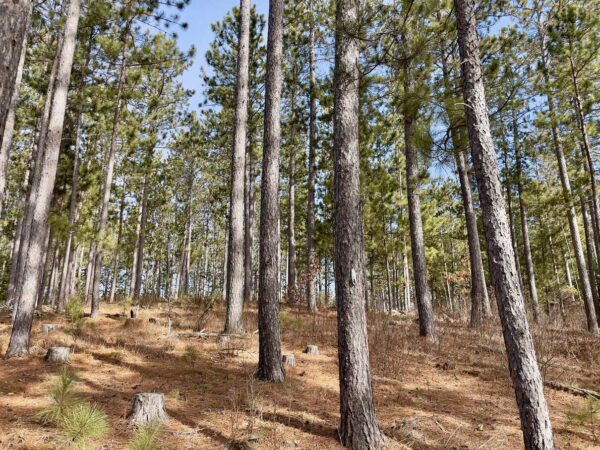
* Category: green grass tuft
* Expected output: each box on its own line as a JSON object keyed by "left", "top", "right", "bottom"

{"left": 126, "top": 421, "right": 164, "bottom": 450}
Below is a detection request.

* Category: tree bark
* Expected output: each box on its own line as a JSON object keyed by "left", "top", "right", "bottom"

{"left": 454, "top": 0, "right": 556, "bottom": 448}
{"left": 0, "top": 1, "right": 32, "bottom": 205}
{"left": 0, "top": 5, "right": 31, "bottom": 217}
{"left": 90, "top": 51, "right": 128, "bottom": 317}
{"left": 134, "top": 170, "right": 150, "bottom": 299}
{"left": 178, "top": 168, "right": 194, "bottom": 297}
{"left": 7, "top": 0, "right": 81, "bottom": 357}
{"left": 403, "top": 58, "right": 436, "bottom": 340}
{"left": 306, "top": 0, "right": 318, "bottom": 313}
{"left": 440, "top": 48, "right": 491, "bottom": 326}
{"left": 536, "top": 17, "right": 598, "bottom": 334}
{"left": 256, "top": 0, "right": 285, "bottom": 384}
{"left": 287, "top": 76, "right": 297, "bottom": 301}
{"left": 513, "top": 111, "right": 541, "bottom": 323}
{"left": 333, "top": 0, "right": 384, "bottom": 447}
{"left": 244, "top": 143, "right": 255, "bottom": 303}
{"left": 109, "top": 192, "right": 126, "bottom": 303}
{"left": 224, "top": 0, "right": 251, "bottom": 333}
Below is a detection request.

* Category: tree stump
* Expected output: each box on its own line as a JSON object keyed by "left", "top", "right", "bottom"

{"left": 44, "top": 347, "right": 71, "bottom": 363}
{"left": 127, "top": 393, "right": 168, "bottom": 426}
{"left": 282, "top": 354, "right": 296, "bottom": 367}
{"left": 303, "top": 345, "right": 319, "bottom": 355}
{"left": 42, "top": 324, "right": 58, "bottom": 333}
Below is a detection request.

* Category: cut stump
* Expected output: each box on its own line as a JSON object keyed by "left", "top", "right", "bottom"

{"left": 128, "top": 393, "right": 168, "bottom": 426}
{"left": 45, "top": 347, "right": 71, "bottom": 363}
{"left": 42, "top": 324, "right": 59, "bottom": 333}
{"left": 303, "top": 345, "right": 319, "bottom": 355}
{"left": 282, "top": 354, "right": 296, "bottom": 367}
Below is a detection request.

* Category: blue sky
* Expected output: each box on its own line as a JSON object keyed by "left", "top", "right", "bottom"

{"left": 175, "top": 0, "right": 269, "bottom": 110}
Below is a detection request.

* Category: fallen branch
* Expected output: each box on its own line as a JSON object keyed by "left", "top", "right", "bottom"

{"left": 177, "top": 331, "right": 251, "bottom": 340}
{"left": 544, "top": 380, "right": 600, "bottom": 400}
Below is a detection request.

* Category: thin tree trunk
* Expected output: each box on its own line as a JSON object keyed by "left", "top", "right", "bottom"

{"left": 333, "top": 0, "right": 384, "bottom": 447}
{"left": 109, "top": 192, "right": 126, "bottom": 303}
{"left": 256, "top": 0, "right": 285, "bottom": 383}
{"left": 134, "top": 171, "right": 150, "bottom": 299}
{"left": 440, "top": 48, "right": 490, "bottom": 325}
{"left": 244, "top": 143, "right": 255, "bottom": 303}
{"left": 0, "top": 6, "right": 31, "bottom": 217}
{"left": 90, "top": 51, "right": 128, "bottom": 317}
{"left": 0, "top": 1, "right": 32, "bottom": 201}
{"left": 7, "top": 0, "right": 81, "bottom": 357}
{"left": 306, "top": 0, "right": 318, "bottom": 313}
{"left": 403, "top": 57, "right": 436, "bottom": 340}
{"left": 287, "top": 86, "right": 297, "bottom": 301}
{"left": 513, "top": 110, "right": 541, "bottom": 323}
{"left": 129, "top": 195, "right": 143, "bottom": 296}
{"left": 224, "top": 0, "right": 251, "bottom": 333}
{"left": 570, "top": 55, "right": 600, "bottom": 268}
{"left": 178, "top": 169, "right": 194, "bottom": 297}
{"left": 536, "top": 19, "right": 598, "bottom": 334}
{"left": 454, "top": 1, "right": 556, "bottom": 447}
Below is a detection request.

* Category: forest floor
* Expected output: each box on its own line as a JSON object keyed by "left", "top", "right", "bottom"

{"left": 1, "top": 299, "right": 599, "bottom": 449}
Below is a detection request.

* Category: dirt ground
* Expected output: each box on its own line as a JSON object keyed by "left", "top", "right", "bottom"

{"left": 1, "top": 299, "right": 599, "bottom": 449}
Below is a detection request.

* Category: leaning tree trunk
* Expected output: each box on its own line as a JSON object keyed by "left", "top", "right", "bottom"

{"left": 256, "top": 0, "right": 285, "bottom": 384}
{"left": 332, "top": 0, "right": 385, "bottom": 448}
{"left": 7, "top": 0, "right": 81, "bottom": 357}
{"left": 536, "top": 21, "right": 598, "bottom": 334}
{"left": 306, "top": 0, "right": 318, "bottom": 313}
{"left": 0, "top": 6, "right": 31, "bottom": 217}
{"left": 0, "top": 0, "right": 32, "bottom": 212}
{"left": 90, "top": 51, "right": 128, "bottom": 317}
{"left": 454, "top": 0, "right": 556, "bottom": 448}
{"left": 224, "top": 0, "right": 251, "bottom": 334}
{"left": 403, "top": 58, "right": 436, "bottom": 340}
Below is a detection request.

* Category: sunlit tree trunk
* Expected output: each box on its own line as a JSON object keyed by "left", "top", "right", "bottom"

{"left": 454, "top": 0, "right": 556, "bottom": 447}
{"left": 306, "top": 0, "right": 318, "bottom": 313}
{"left": 7, "top": 0, "right": 81, "bottom": 357}
{"left": 224, "top": 0, "right": 251, "bottom": 333}
{"left": 333, "top": 0, "right": 384, "bottom": 447}
{"left": 513, "top": 110, "right": 541, "bottom": 323}
{"left": 256, "top": 0, "right": 285, "bottom": 383}
{"left": 535, "top": 18, "right": 598, "bottom": 334}
{"left": 403, "top": 57, "right": 436, "bottom": 340}
{"left": 0, "top": 6, "right": 31, "bottom": 216}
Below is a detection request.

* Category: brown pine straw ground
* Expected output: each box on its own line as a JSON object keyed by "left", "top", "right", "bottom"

{"left": 1, "top": 298, "right": 599, "bottom": 449}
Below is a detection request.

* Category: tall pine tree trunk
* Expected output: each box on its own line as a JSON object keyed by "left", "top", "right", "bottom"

{"left": 333, "top": 0, "right": 384, "bottom": 447}
{"left": 90, "top": 51, "right": 128, "bottom": 317}
{"left": 7, "top": 0, "right": 81, "bottom": 357}
{"left": 224, "top": 0, "right": 251, "bottom": 333}
{"left": 256, "top": 0, "right": 284, "bottom": 383}
{"left": 243, "top": 143, "right": 254, "bottom": 302}
{"left": 454, "top": 0, "right": 556, "bottom": 447}
{"left": 536, "top": 20, "right": 598, "bottom": 334}
{"left": 513, "top": 110, "right": 541, "bottom": 323}
{"left": 134, "top": 171, "right": 150, "bottom": 299}
{"left": 440, "top": 49, "right": 490, "bottom": 325}
{"left": 306, "top": 0, "right": 318, "bottom": 313}
{"left": 0, "top": 6, "right": 31, "bottom": 216}
{"left": 403, "top": 58, "right": 436, "bottom": 340}
{"left": 0, "top": 1, "right": 32, "bottom": 194}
